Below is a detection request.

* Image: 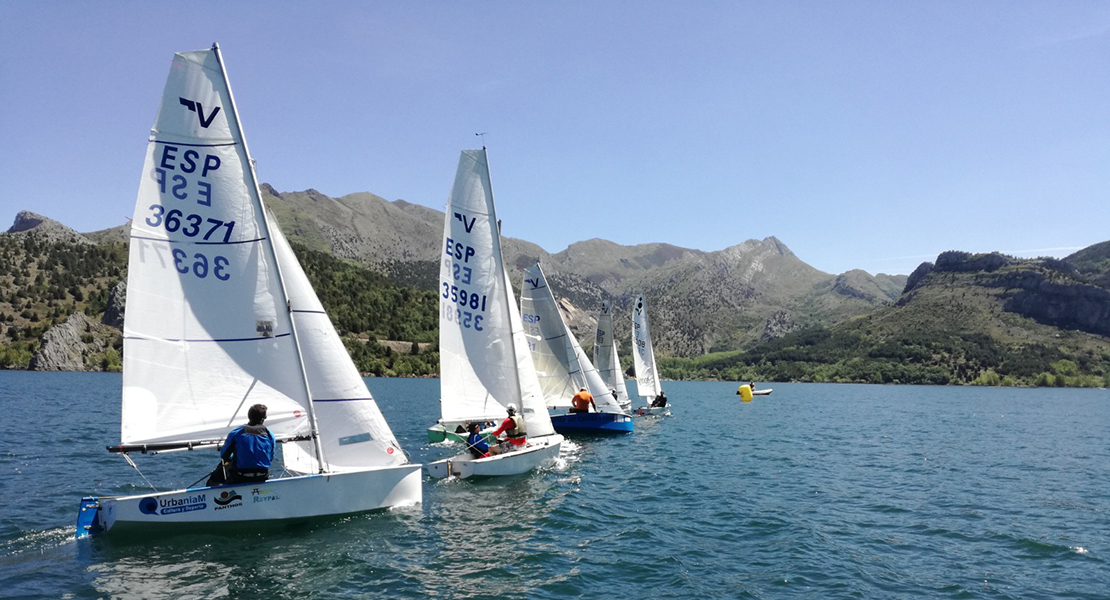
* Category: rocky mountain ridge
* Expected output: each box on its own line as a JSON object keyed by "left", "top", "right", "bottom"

{"left": 261, "top": 186, "right": 907, "bottom": 355}
{"left": 9, "top": 183, "right": 1107, "bottom": 379}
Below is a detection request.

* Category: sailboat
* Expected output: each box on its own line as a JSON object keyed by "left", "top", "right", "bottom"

{"left": 519, "top": 264, "right": 632, "bottom": 434}
{"left": 632, "top": 293, "right": 669, "bottom": 415}
{"left": 75, "top": 45, "right": 421, "bottom": 538}
{"left": 425, "top": 149, "right": 563, "bottom": 479}
{"left": 594, "top": 299, "right": 632, "bottom": 411}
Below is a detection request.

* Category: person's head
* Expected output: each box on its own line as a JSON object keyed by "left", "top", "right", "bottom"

{"left": 580, "top": 388, "right": 587, "bottom": 393}
{"left": 506, "top": 403, "right": 517, "bottom": 416}
{"left": 247, "top": 404, "right": 267, "bottom": 425}
{"left": 467, "top": 422, "right": 480, "bottom": 434}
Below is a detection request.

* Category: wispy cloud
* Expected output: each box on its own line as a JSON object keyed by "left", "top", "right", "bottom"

{"left": 999, "top": 247, "right": 1084, "bottom": 256}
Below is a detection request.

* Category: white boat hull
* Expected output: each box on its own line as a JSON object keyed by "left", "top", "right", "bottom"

{"left": 426, "top": 434, "right": 563, "bottom": 479}
{"left": 752, "top": 388, "right": 773, "bottom": 396}
{"left": 78, "top": 464, "right": 422, "bottom": 537}
{"left": 635, "top": 405, "right": 670, "bottom": 416}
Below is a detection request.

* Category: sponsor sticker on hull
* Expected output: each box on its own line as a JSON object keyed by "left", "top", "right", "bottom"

{"left": 250, "top": 487, "right": 282, "bottom": 504}
{"left": 213, "top": 489, "right": 243, "bottom": 510}
{"left": 139, "top": 493, "right": 207, "bottom": 515}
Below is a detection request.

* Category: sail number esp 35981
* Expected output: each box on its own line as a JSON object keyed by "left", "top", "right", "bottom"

{"left": 443, "top": 234, "right": 489, "bottom": 331}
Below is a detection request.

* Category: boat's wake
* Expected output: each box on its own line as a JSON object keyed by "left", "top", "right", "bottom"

{"left": 1, "top": 526, "right": 74, "bottom": 557}
{"left": 549, "top": 439, "right": 582, "bottom": 472}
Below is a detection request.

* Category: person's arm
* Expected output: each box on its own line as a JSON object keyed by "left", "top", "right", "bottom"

{"left": 220, "top": 430, "right": 236, "bottom": 462}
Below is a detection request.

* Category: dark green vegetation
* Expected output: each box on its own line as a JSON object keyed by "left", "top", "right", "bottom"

{"left": 0, "top": 232, "right": 438, "bottom": 377}
{"left": 5, "top": 201, "right": 1110, "bottom": 388}
{"left": 291, "top": 243, "right": 439, "bottom": 377}
{"left": 659, "top": 251, "right": 1110, "bottom": 387}
{"left": 0, "top": 235, "right": 125, "bottom": 369}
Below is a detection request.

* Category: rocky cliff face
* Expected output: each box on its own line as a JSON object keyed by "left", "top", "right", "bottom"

{"left": 901, "top": 251, "right": 1110, "bottom": 339}
{"left": 7, "top": 211, "right": 94, "bottom": 245}
{"left": 29, "top": 312, "right": 120, "bottom": 371}
{"left": 762, "top": 310, "right": 802, "bottom": 342}
{"left": 102, "top": 280, "right": 126, "bottom": 329}
{"left": 993, "top": 271, "right": 1110, "bottom": 337}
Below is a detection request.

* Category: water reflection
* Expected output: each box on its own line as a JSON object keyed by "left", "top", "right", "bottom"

{"left": 419, "top": 471, "right": 569, "bottom": 597}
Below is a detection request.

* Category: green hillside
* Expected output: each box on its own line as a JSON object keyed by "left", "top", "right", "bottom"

{"left": 0, "top": 234, "right": 126, "bottom": 368}
{"left": 658, "top": 252, "right": 1110, "bottom": 387}
{"left": 0, "top": 232, "right": 439, "bottom": 376}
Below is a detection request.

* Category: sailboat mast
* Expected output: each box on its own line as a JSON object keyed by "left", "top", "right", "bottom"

{"left": 483, "top": 146, "right": 525, "bottom": 407}
{"left": 211, "top": 43, "right": 328, "bottom": 472}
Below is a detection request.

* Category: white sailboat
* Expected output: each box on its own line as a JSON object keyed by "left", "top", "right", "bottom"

{"left": 426, "top": 149, "right": 563, "bottom": 479}
{"left": 520, "top": 264, "right": 632, "bottom": 434}
{"left": 76, "top": 45, "right": 420, "bottom": 538}
{"left": 594, "top": 299, "right": 632, "bottom": 411}
{"left": 632, "top": 293, "right": 669, "bottom": 415}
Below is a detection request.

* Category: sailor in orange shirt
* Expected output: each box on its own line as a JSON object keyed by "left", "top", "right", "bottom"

{"left": 570, "top": 388, "right": 596, "bottom": 413}
{"left": 492, "top": 403, "right": 528, "bottom": 449}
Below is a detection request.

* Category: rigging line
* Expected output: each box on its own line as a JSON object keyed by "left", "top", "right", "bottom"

{"left": 226, "top": 378, "right": 260, "bottom": 429}
{"left": 129, "top": 235, "right": 266, "bottom": 245}
{"left": 186, "top": 473, "right": 211, "bottom": 489}
{"left": 122, "top": 453, "right": 159, "bottom": 492}
{"left": 149, "top": 140, "right": 237, "bottom": 148}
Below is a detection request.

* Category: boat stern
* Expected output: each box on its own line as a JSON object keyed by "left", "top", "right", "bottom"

{"left": 76, "top": 496, "right": 115, "bottom": 538}
{"left": 551, "top": 412, "right": 634, "bottom": 434}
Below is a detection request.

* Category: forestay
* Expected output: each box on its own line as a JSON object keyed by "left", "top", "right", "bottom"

{"left": 439, "top": 149, "right": 554, "bottom": 438}
{"left": 520, "top": 264, "right": 622, "bottom": 413}
{"left": 122, "top": 49, "right": 310, "bottom": 446}
{"left": 594, "top": 300, "right": 631, "bottom": 407}
{"left": 632, "top": 294, "right": 663, "bottom": 398}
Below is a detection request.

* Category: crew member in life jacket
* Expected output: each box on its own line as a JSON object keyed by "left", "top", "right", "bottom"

{"left": 492, "top": 403, "right": 528, "bottom": 450}
{"left": 650, "top": 391, "right": 668, "bottom": 408}
{"left": 570, "top": 388, "right": 596, "bottom": 413}
{"left": 206, "top": 403, "right": 275, "bottom": 486}
{"left": 466, "top": 422, "right": 497, "bottom": 458}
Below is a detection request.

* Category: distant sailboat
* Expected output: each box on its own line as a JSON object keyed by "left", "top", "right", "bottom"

{"left": 632, "top": 293, "right": 669, "bottom": 415}
{"left": 425, "top": 149, "right": 563, "bottom": 478}
{"left": 519, "top": 264, "right": 632, "bottom": 434}
{"left": 594, "top": 299, "right": 632, "bottom": 411}
{"left": 76, "top": 45, "right": 420, "bottom": 537}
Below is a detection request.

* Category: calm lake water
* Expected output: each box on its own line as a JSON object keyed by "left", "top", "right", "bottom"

{"left": 1, "top": 372, "right": 1107, "bottom": 599}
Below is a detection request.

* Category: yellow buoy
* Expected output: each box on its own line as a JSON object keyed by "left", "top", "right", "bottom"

{"left": 738, "top": 384, "right": 752, "bottom": 402}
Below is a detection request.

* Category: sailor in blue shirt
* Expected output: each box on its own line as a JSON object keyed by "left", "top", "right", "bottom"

{"left": 206, "top": 404, "right": 275, "bottom": 486}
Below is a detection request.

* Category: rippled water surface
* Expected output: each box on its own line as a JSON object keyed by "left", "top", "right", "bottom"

{"left": 1, "top": 372, "right": 1107, "bottom": 599}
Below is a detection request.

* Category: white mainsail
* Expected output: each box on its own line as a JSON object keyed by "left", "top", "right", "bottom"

{"left": 594, "top": 299, "right": 631, "bottom": 408}
{"left": 122, "top": 48, "right": 311, "bottom": 446}
{"left": 632, "top": 293, "right": 663, "bottom": 398}
{"left": 438, "top": 149, "right": 555, "bottom": 438}
{"left": 520, "top": 264, "right": 622, "bottom": 413}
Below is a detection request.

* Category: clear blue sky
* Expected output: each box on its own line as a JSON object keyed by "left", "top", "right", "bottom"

{"left": 2, "top": 2, "right": 1107, "bottom": 275}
